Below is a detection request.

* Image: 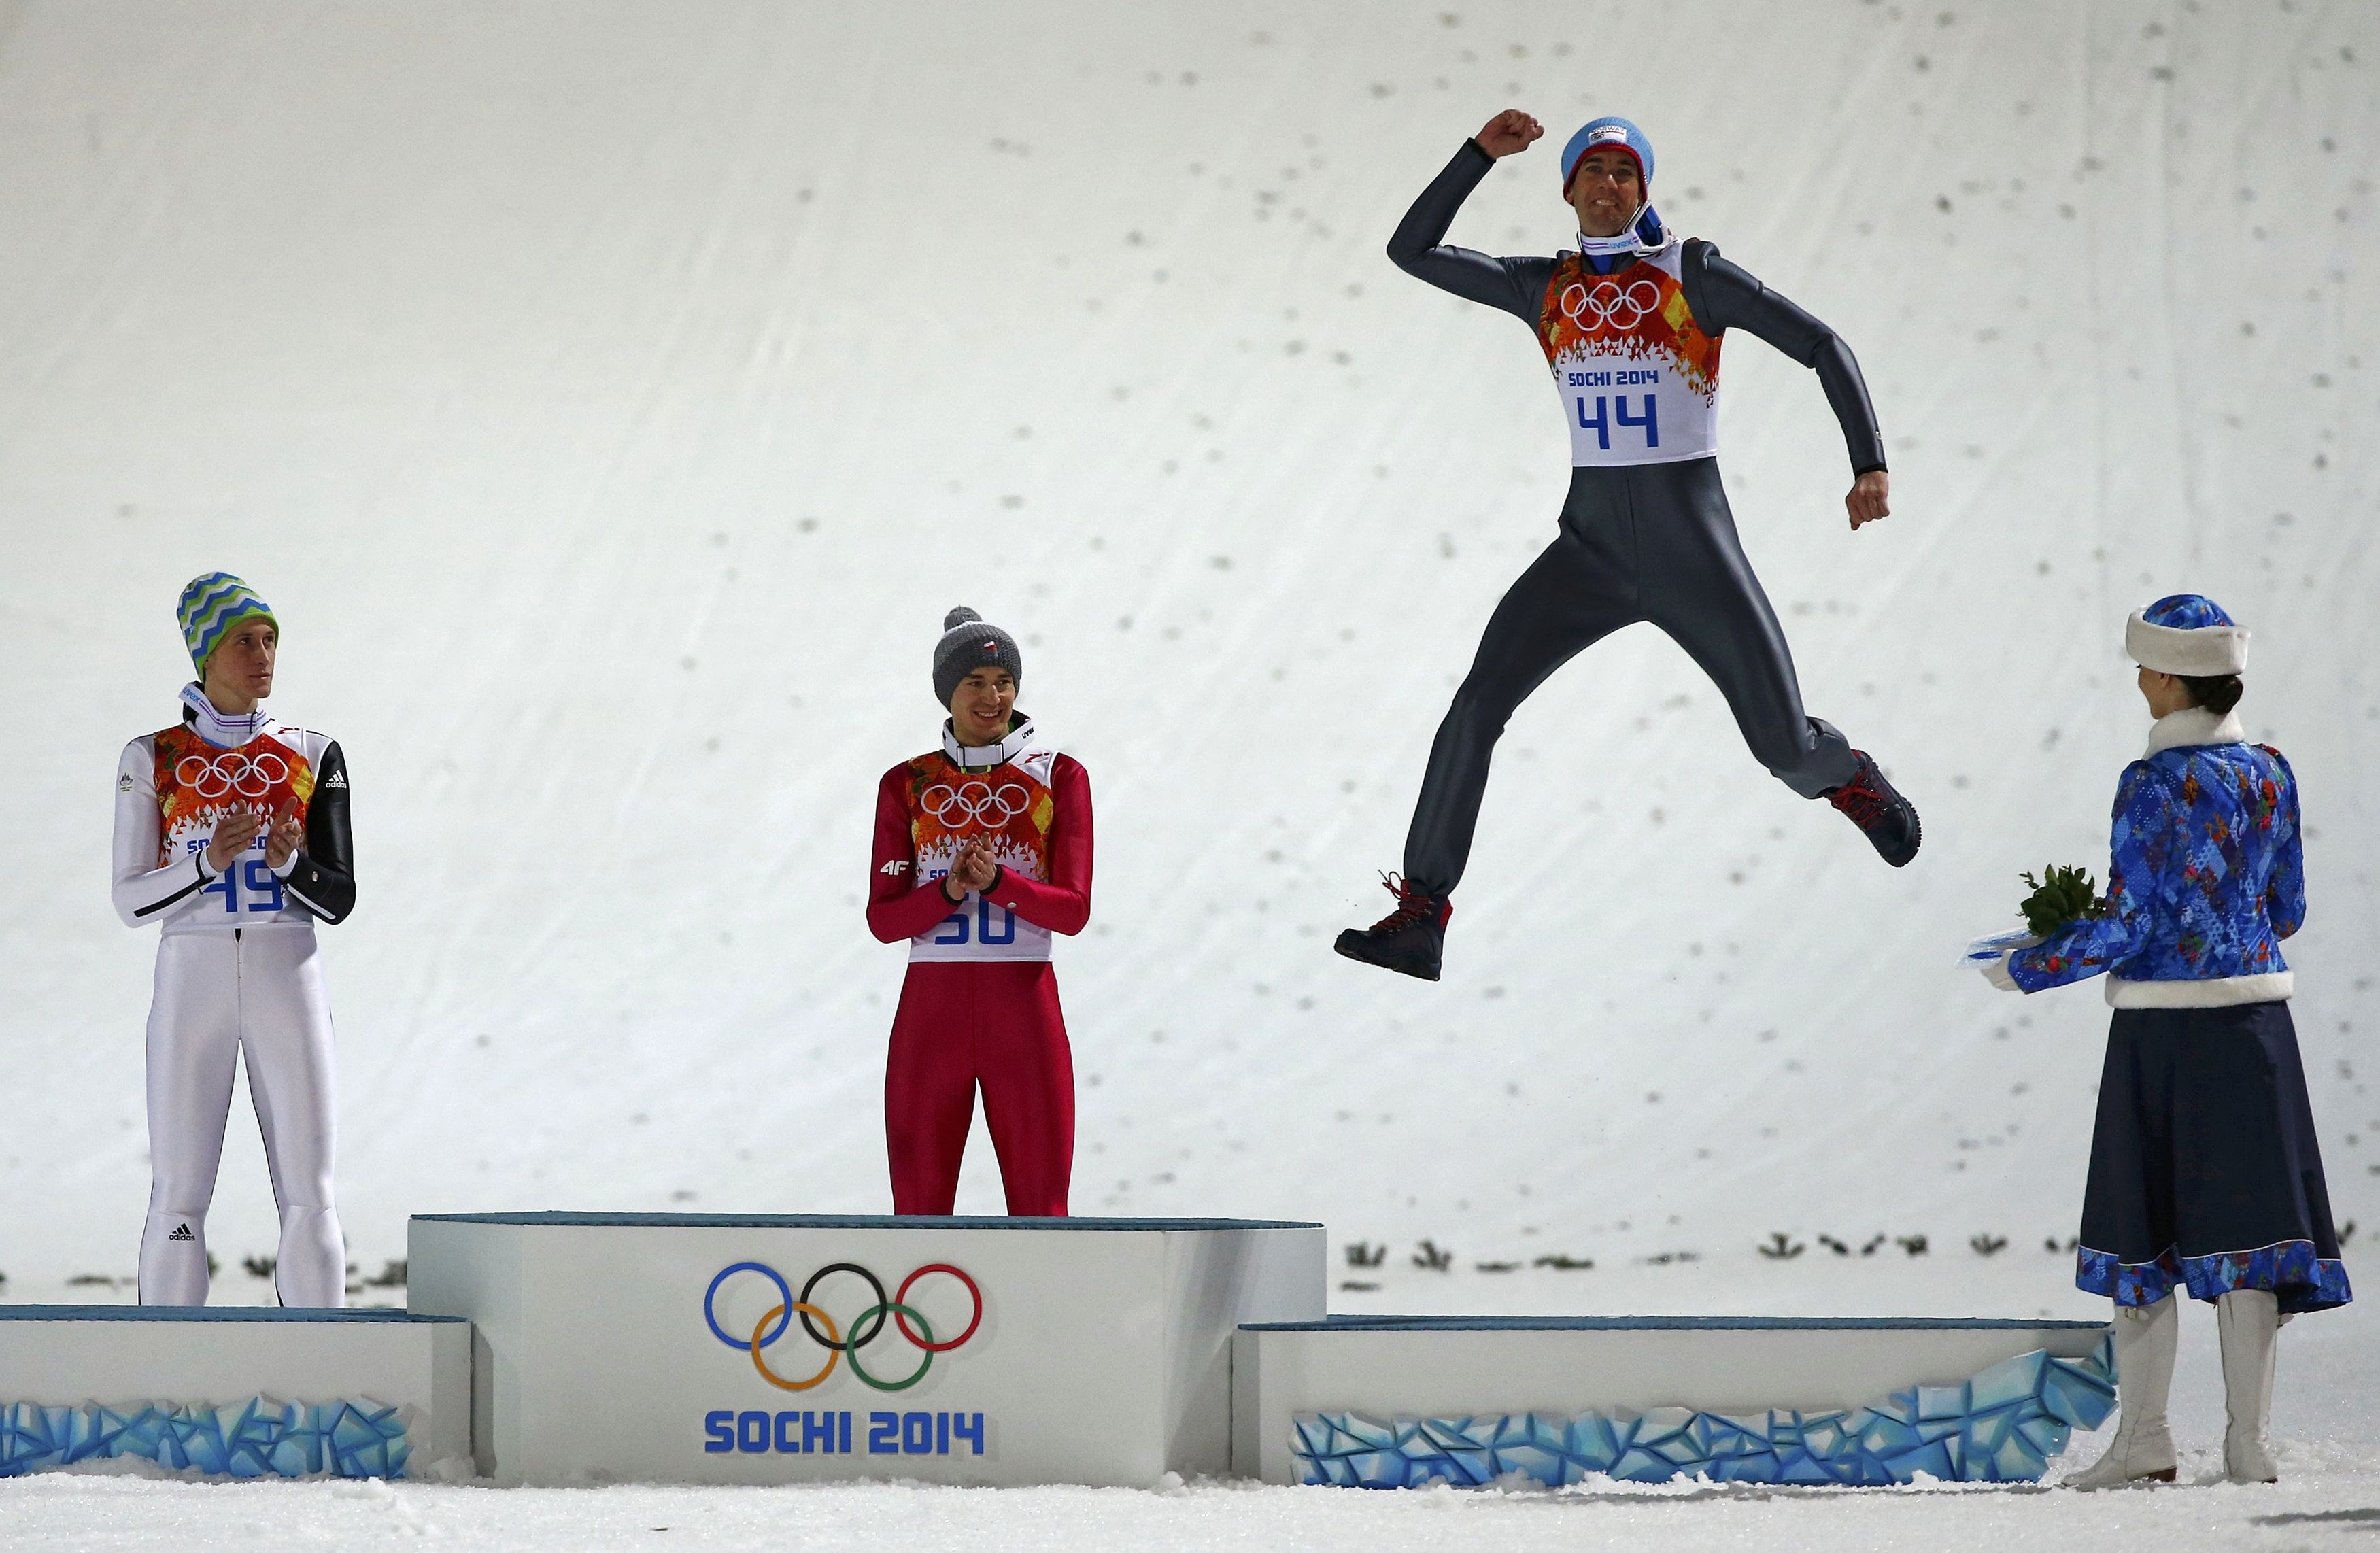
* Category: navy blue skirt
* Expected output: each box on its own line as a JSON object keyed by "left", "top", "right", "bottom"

{"left": 2077, "top": 1000, "right": 2351, "bottom": 1314}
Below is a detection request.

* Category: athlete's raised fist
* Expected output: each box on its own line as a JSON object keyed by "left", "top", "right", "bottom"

{"left": 1475, "top": 110, "right": 1544, "bottom": 159}
{"left": 1846, "top": 469, "right": 1891, "bottom": 530}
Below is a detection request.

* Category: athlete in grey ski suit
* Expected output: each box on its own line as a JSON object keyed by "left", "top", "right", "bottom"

{"left": 1338, "top": 118, "right": 1916, "bottom": 980}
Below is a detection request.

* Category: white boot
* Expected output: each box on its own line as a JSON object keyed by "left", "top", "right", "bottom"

{"left": 2067, "top": 1295, "right": 2179, "bottom": 1488}
{"left": 2217, "top": 1289, "right": 2281, "bottom": 1483}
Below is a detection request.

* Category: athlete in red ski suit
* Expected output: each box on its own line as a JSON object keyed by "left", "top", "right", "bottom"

{"left": 868, "top": 712, "right": 1092, "bottom": 1216}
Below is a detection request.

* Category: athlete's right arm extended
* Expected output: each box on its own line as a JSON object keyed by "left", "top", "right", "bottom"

{"left": 111, "top": 738, "right": 216, "bottom": 927}
{"left": 1385, "top": 141, "right": 1551, "bottom": 322}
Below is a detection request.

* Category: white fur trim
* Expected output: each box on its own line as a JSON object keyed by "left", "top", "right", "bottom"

{"left": 2128, "top": 611, "right": 2249, "bottom": 675}
{"left": 2106, "top": 971, "right": 2294, "bottom": 1009}
{"left": 2145, "top": 707, "right": 2247, "bottom": 756}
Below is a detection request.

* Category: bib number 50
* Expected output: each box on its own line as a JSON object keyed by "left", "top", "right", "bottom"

{"left": 934, "top": 897, "right": 1017, "bottom": 946}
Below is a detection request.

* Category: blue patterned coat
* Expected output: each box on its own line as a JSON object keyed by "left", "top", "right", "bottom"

{"left": 2009, "top": 709, "right": 2302, "bottom": 1006}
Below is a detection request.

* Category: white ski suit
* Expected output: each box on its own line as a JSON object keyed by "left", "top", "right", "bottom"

{"left": 111, "top": 690, "right": 356, "bottom": 1306}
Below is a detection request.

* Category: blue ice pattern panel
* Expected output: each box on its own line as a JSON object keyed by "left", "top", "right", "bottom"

{"left": 1291, "top": 1338, "right": 2115, "bottom": 1488}
{"left": 2078, "top": 1239, "right": 2352, "bottom": 1314}
{"left": 0, "top": 1397, "right": 409, "bottom": 1480}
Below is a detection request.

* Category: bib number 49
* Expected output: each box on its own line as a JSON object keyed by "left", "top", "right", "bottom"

{"left": 197, "top": 851, "right": 286, "bottom": 915}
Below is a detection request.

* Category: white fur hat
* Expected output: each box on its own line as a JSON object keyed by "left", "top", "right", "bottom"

{"left": 2126, "top": 594, "right": 2249, "bottom": 676}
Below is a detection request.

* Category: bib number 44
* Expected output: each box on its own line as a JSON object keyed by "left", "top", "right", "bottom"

{"left": 1576, "top": 392, "right": 1659, "bottom": 450}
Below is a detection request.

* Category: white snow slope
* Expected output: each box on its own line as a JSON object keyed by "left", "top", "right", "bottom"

{"left": 0, "top": 0, "right": 2374, "bottom": 1303}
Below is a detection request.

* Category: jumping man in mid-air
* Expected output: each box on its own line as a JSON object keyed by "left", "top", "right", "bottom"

{"left": 1337, "top": 110, "right": 1920, "bottom": 981}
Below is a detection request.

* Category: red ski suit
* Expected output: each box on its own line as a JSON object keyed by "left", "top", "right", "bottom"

{"left": 868, "top": 729, "right": 1091, "bottom": 1216}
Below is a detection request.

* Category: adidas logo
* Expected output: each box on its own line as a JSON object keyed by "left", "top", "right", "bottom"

{"left": 168, "top": 1223, "right": 194, "bottom": 1242}
{"left": 118, "top": 774, "right": 135, "bottom": 793}
{"left": 325, "top": 772, "right": 347, "bottom": 789}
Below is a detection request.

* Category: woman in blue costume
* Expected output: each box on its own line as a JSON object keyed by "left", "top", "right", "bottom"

{"left": 1981, "top": 594, "right": 2348, "bottom": 1487}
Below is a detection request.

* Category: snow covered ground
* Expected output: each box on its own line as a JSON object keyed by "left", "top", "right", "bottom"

{"left": 1, "top": 0, "right": 2375, "bottom": 1543}
{"left": 7, "top": 1457, "right": 2380, "bottom": 1553}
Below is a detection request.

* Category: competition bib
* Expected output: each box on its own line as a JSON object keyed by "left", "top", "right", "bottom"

{"left": 1537, "top": 243, "right": 1722, "bottom": 466}
{"left": 152, "top": 723, "right": 315, "bottom": 926}
{"left": 900, "top": 745, "right": 1061, "bottom": 963}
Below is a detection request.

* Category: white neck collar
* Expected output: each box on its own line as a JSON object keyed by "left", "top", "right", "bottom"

{"left": 180, "top": 682, "right": 273, "bottom": 749}
{"left": 944, "top": 713, "right": 1036, "bottom": 770}
{"left": 1576, "top": 207, "right": 1671, "bottom": 258}
{"left": 2145, "top": 705, "right": 2245, "bottom": 756}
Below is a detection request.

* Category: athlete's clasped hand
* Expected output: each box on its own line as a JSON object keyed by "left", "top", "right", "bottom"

{"left": 205, "top": 808, "right": 266, "bottom": 870}
{"left": 206, "top": 798, "right": 301, "bottom": 872}
{"left": 940, "top": 838, "right": 999, "bottom": 903}
{"left": 264, "top": 798, "right": 303, "bottom": 869}
{"left": 1846, "top": 468, "right": 1891, "bottom": 530}
{"left": 1476, "top": 109, "right": 1544, "bottom": 159}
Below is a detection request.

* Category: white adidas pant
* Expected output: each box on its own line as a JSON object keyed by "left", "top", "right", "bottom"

{"left": 139, "top": 927, "right": 345, "bottom": 1308}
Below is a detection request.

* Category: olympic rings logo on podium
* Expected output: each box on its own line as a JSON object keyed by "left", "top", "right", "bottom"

{"left": 1559, "top": 277, "right": 1663, "bottom": 333}
{"left": 704, "top": 1261, "right": 984, "bottom": 1393}
{"left": 921, "top": 782, "right": 1032, "bottom": 827}
{"left": 175, "top": 751, "right": 290, "bottom": 800}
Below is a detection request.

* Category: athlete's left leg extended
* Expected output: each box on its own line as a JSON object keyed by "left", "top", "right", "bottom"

{"left": 239, "top": 930, "right": 345, "bottom": 1308}
{"left": 1639, "top": 460, "right": 1919, "bottom": 864}
{"left": 1637, "top": 458, "right": 1856, "bottom": 794}
{"left": 974, "top": 962, "right": 1074, "bottom": 1216}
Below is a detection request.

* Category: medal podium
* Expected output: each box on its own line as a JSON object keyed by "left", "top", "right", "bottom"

{"left": 405, "top": 1212, "right": 1326, "bottom": 1486}
{"left": 3, "top": 1213, "right": 2114, "bottom": 1489}
{"left": 0, "top": 1305, "right": 466, "bottom": 1478}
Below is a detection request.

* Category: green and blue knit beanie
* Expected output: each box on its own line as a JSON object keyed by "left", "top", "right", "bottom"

{"left": 177, "top": 573, "right": 277, "bottom": 675}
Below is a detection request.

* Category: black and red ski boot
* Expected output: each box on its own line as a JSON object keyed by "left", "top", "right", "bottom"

{"left": 1826, "top": 750, "right": 1922, "bottom": 867}
{"left": 1334, "top": 873, "right": 1452, "bottom": 981}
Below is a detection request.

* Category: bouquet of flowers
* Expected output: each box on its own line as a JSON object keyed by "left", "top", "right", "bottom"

{"left": 2016, "top": 864, "right": 2111, "bottom": 936}
{"left": 1960, "top": 864, "right": 2110, "bottom": 974}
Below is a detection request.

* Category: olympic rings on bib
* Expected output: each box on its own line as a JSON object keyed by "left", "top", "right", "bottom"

{"left": 705, "top": 1260, "right": 984, "bottom": 1393}
{"left": 174, "top": 750, "right": 291, "bottom": 801}
{"left": 921, "top": 781, "right": 1032, "bottom": 827}
{"left": 1559, "top": 277, "right": 1663, "bottom": 333}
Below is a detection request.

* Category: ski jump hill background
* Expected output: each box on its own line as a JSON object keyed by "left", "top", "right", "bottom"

{"left": 0, "top": 1, "right": 2374, "bottom": 1298}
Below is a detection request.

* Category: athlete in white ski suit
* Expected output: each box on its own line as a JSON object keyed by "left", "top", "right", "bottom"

{"left": 112, "top": 587, "right": 356, "bottom": 1307}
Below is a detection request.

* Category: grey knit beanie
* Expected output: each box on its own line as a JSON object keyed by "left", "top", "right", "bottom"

{"left": 933, "top": 607, "right": 1023, "bottom": 708}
